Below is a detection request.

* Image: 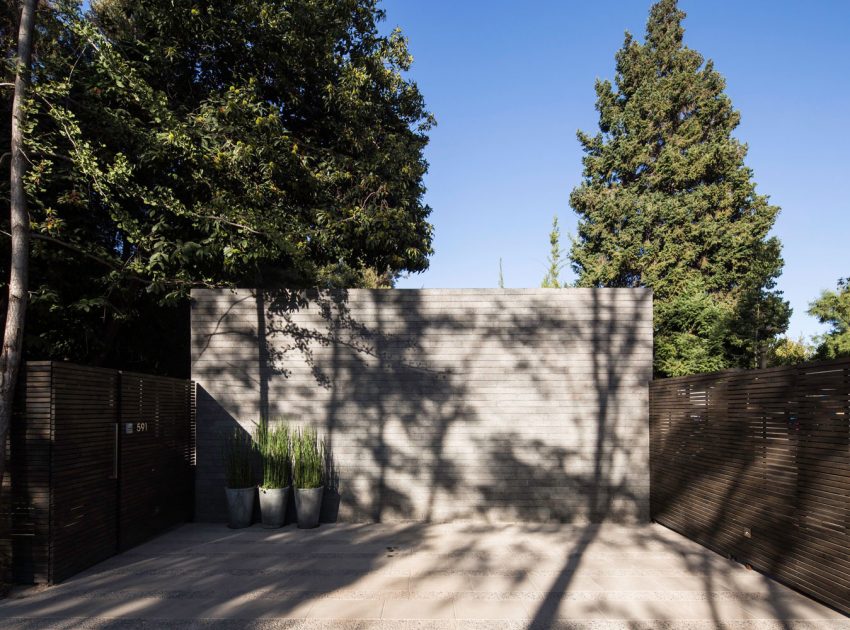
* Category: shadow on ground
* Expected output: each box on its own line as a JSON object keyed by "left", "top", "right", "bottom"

{"left": 0, "top": 521, "right": 844, "bottom": 628}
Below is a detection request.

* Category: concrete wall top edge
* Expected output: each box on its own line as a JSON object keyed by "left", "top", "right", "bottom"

{"left": 191, "top": 287, "right": 653, "bottom": 298}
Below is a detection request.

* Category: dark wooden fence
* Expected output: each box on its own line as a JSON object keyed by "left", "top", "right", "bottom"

{"left": 2, "top": 361, "right": 194, "bottom": 584}
{"left": 650, "top": 358, "right": 850, "bottom": 616}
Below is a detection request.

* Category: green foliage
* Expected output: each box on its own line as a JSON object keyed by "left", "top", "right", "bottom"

{"left": 654, "top": 277, "right": 731, "bottom": 376}
{"left": 254, "top": 419, "right": 291, "bottom": 489}
{"left": 222, "top": 428, "right": 255, "bottom": 489}
{"left": 541, "top": 216, "right": 563, "bottom": 288}
{"left": 809, "top": 278, "right": 850, "bottom": 359}
{"left": 2, "top": 0, "right": 434, "bottom": 374}
{"left": 768, "top": 336, "right": 813, "bottom": 366}
{"left": 568, "top": 0, "right": 789, "bottom": 376}
{"left": 292, "top": 426, "right": 324, "bottom": 490}
{"left": 498, "top": 258, "right": 505, "bottom": 289}
{"left": 357, "top": 267, "right": 396, "bottom": 289}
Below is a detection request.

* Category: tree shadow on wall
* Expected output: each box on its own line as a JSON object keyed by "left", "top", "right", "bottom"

{"left": 190, "top": 287, "right": 467, "bottom": 522}
{"left": 259, "top": 288, "right": 468, "bottom": 522}
{"left": 194, "top": 287, "right": 654, "bottom": 527}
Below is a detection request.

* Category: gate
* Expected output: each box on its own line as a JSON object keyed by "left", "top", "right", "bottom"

{"left": 650, "top": 358, "right": 850, "bottom": 617}
{"left": 118, "top": 372, "right": 194, "bottom": 551}
{"left": 3, "top": 361, "right": 194, "bottom": 583}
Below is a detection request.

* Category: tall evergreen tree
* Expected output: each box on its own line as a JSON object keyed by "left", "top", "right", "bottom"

{"left": 569, "top": 0, "right": 789, "bottom": 375}
{"left": 541, "top": 215, "right": 563, "bottom": 288}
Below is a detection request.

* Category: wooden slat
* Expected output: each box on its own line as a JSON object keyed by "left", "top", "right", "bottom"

{"left": 4, "top": 362, "right": 196, "bottom": 585}
{"left": 650, "top": 358, "right": 850, "bottom": 616}
{"left": 118, "top": 371, "right": 193, "bottom": 551}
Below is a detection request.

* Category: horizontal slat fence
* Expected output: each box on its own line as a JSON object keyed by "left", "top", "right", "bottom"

{"left": 50, "top": 363, "right": 119, "bottom": 583}
{"left": 2, "top": 362, "right": 195, "bottom": 584}
{"left": 650, "top": 359, "right": 850, "bottom": 615}
{"left": 119, "top": 372, "right": 194, "bottom": 551}
{"left": 2, "top": 363, "right": 53, "bottom": 583}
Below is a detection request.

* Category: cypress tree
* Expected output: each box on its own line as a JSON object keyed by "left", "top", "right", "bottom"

{"left": 569, "top": 0, "right": 789, "bottom": 375}
{"left": 541, "top": 215, "right": 564, "bottom": 288}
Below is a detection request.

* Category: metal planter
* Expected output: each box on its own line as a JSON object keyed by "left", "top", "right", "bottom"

{"left": 225, "top": 487, "right": 255, "bottom": 528}
{"left": 294, "top": 486, "right": 324, "bottom": 529}
{"left": 259, "top": 486, "right": 290, "bottom": 528}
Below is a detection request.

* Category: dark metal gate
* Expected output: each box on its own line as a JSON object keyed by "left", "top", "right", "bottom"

{"left": 3, "top": 361, "right": 194, "bottom": 583}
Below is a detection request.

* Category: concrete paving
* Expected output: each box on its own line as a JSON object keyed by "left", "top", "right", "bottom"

{"left": 0, "top": 521, "right": 847, "bottom": 629}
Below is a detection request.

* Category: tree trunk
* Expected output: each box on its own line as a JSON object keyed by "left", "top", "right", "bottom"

{"left": 0, "top": 0, "right": 38, "bottom": 493}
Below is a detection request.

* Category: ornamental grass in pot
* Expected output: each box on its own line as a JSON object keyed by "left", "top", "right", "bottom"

{"left": 223, "top": 428, "right": 255, "bottom": 528}
{"left": 293, "top": 426, "right": 324, "bottom": 529}
{"left": 255, "top": 420, "right": 291, "bottom": 528}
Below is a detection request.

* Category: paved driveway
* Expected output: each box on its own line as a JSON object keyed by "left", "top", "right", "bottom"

{"left": 1, "top": 522, "right": 847, "bottom": 629}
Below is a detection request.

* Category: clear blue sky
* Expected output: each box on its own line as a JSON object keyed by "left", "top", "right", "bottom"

{"left": 384, "top": 0, "right": 850, "bottom": 341}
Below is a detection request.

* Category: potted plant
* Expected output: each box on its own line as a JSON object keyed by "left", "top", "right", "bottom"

{"left": 223, "top": 428, "right": 255, "bottom": 528}
{"left": 255, "top": 419, "right": 291, "bottom": 528}
{"left": 293, "top": 426, "right": 324, "bottom": 528}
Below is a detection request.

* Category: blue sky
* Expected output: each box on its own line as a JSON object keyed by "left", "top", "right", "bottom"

{"left": 384, "top": 0, "right": 850, "bottom": 341}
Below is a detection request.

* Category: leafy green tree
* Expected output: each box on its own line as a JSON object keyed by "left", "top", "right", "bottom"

{"left": 1, "top": 0, "right": 434, "bottom": 375}
{"left": 768, "top": 336, "right": 813, "bottom": 366}
{"left": 541, "top": 215, "right": 563, "bottom": 288}
{"left": 92, "top": 0, "right": 434, "bottom": 284}
{"left": 569, "top": 0, "right": 789, "bottom": 375}
{"left": 809, "top": 278, "right": 850, "bottom": 359}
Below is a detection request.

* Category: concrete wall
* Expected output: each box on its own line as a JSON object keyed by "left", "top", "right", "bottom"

{"left": 191, "top": 288, "right": 652, "bottom": 523}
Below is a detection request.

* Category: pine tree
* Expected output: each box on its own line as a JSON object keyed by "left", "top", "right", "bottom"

{"left": 569, "top": 0, "right": 789, "bottom": 375}
{"left": 498, "top": 258, "right": 505, "bottom": 288}
{"left": 541, "top": 215, "right": 563, "bottom": 288}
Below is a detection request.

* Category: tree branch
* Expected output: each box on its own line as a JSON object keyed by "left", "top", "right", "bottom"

{"left": 0, "top": 230, "right": 214, "bottom": 291}
{"left": 4, "top": 229, "right": 120, "bottom": 269}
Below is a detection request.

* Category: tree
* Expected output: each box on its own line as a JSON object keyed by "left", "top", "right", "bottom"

{"left": 498, "top": 258, "right": 505, "bottom": 288}
{"left": 654, "top": 276, "right": 730, "bottom": 376}
{"left": 809, "top": 278, "right": 850, "bottom": 359}
{"left": 541, "top": 215, "right": 563, "bottom": 288}
{"left": 0, "top": 0, "right": 434, "bottom": 375}
{"left": 569, "top": 0, "right": 789, "bottom": 375}
{"left": 768, "top": 336, "right": 813, "bottom": 366}
{"left": 91, "top": 0, "right": 434, "bottom": 283}
{"left": 1, "top": 0, "right": 38, "bottom": 498}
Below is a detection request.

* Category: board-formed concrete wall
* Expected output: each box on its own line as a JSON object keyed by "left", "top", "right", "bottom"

{"left": 192, "top": 288, "right": 652, "bottom": 523}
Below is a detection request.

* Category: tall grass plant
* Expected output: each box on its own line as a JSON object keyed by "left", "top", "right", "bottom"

{"left": 255, "top": 419, "right": 291, "bottom": 489}
{"left": 293, "top": 426, "right": 324, "bottom": 489}
{"left": 222, "top": 428, "right": 254, "bottom": 489}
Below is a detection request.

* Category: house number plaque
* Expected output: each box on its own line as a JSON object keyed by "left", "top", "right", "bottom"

{"left": 124, "top": 422, "right": 150, "bottom": 434}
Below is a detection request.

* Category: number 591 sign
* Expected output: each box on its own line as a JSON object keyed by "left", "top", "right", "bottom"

{"left": 124, "top": 422, "right": 150, "bottom": 435}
